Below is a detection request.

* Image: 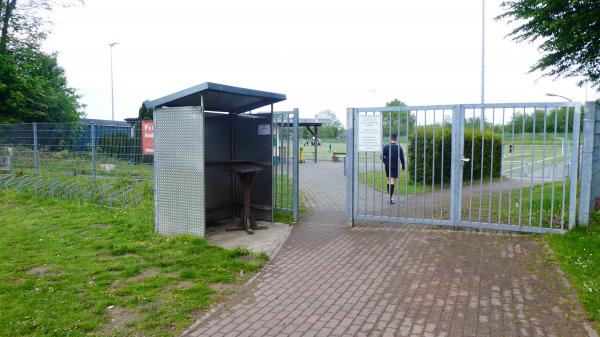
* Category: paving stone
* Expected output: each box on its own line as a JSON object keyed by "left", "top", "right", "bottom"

{"left": 181, "top": 162, "right": 590, "bottom": 337}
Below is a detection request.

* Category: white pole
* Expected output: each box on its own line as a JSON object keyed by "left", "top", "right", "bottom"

{"left": 109, "top": 42, "right": 119, "bottom": 121}
{"left": 480, "top": 0, "right": 485, "bottom": 133}
{"left": 481, "top": 0, "right": 485, "bottom": 106}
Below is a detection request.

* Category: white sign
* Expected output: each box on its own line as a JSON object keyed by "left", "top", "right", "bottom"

{"left": 359, "top": 114, "right": 382, "bottom": 152}
{"left": 257, "top": 124, "right": 271, "bottom": 136}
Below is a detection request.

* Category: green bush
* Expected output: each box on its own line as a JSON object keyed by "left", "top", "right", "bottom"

{"left": 408, "top": 126, "right": 502, "bottom": 184}
{"left": 462, "top": 128, "right": 503, "bottom": 182}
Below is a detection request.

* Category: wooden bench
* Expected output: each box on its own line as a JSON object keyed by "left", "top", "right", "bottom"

{"left": 332, "top": 152, "right": 346, "bottom": 162}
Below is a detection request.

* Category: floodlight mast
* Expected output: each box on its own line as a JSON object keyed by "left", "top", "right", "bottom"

{"left": 109, "top": 42, "right": 119, "bottom": 121}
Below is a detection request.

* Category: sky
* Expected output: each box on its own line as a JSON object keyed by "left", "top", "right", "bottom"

{"left": 42, "top": 0, "right": 596, "bottom": 124}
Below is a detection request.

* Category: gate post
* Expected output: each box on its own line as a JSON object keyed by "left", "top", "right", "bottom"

{"left": 292, "top": 108, "right": 299, "bottom": 222}
{"left": 33, "top": 122, "right": 39, "bottom": 176}
{"left": 568, "top": 104, "right": 582, "bottom": 230}
{"left": 346, "top": 108, "right": 355, "bottom": 227}
{"left": 449, "top": 105, "right": 464, "bottom": 226}
{"left": 578, "top": 102, "right": 597, "bottom": 227}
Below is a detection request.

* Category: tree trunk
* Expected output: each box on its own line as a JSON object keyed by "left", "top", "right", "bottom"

{"left": 0, "top": 0, "right": 17, "bottom": 54}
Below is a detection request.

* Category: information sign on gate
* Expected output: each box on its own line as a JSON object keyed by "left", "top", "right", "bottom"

{"left": 358, "top": 114, "right": 382, "bottom": 152}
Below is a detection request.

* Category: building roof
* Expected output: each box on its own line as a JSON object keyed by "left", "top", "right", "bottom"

{"left": 80, "top": 118, "right": 130, "bottom": 127}
{"left": 143, "top": 82, "right": 286, "bottom": 114}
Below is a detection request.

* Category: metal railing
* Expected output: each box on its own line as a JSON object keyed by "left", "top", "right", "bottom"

{"left": 272, "top": 110, "right": 300, "bottom": 222}
{"left": 346, "top": 102, "right": 582, "bottom": 234}
{"left": 0, "top": 121, "right": 153, "bottom": 182}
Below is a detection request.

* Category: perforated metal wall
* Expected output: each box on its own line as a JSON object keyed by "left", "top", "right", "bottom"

{"left": 154, "top": 107, "right": 205, "bottom": 237}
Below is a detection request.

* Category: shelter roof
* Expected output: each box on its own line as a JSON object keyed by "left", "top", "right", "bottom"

{"left": 143, "top": 82, "right": 286, "bottom": 114}
{"left": 276, "top": 118, "right": 329, "bottom": 127}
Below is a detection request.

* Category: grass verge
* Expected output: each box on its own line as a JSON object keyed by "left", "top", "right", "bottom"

{"left": 546, "top": 215, "right": 600, "bottom": 332}
{"left": 463, "top": 181, "right": 570, "bottom": 228}
{"left": 273, "top": 174, "right": 304, "bottom": 223}
{"left": 0, "top": 190, "right": 266, "bottom": 337}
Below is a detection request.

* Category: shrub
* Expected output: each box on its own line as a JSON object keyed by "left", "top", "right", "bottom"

{"left": 408, "top": 126, "right": 502, "bottom": 184}
{"left": 462, "top": 128, "right": 503, "bottom": 182}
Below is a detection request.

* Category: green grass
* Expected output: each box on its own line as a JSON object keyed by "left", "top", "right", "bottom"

{"left": 462, "top": 181, "right": 571, "bottom": 228}
{"left": 0, "top": 190, "right": 266, "bottom": 337}
{"left": 546, "top": 216, "right": 600, "bottom": 332}
{"left": 273, "top": 174, "right": 303, "bottom": 223}
{"left": 300, "top": 140, "right": 346, "bottom": 162}
{"left": 4, "top": 146, "right": 153, "bottom": 182}
{"left": 358, "top": 169, "right": 432, "bottom": 195}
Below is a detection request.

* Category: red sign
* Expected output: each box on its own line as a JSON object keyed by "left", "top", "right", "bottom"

{"left": 142, "top": 120, "right": 154, "bottom": 155}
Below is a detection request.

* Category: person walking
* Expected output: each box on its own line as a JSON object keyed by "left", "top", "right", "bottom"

{"left": 382, "top": 133, "right": 405, "bottom": 204}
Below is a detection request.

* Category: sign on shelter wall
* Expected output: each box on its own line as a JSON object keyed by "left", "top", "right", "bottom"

{"left": 142, "top": 120, "right": 154, "bottom": 155}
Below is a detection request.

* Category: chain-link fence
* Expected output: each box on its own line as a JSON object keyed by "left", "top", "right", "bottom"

{"left": 0, "top": 121, "right": 152, "bottom": 182}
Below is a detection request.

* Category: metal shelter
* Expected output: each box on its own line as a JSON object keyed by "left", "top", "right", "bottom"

{"left": 148, "top": 82, "right": 293, "bottom": 237}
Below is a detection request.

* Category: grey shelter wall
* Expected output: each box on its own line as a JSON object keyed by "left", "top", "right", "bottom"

{"left": 154, "top": 107, "right": 205, "bottom": 237}
{"left": 204, "top": 113, "right": 233, "bottom": 219}
{"left": 234, "top": 114, "right": 273, "bottom": 221}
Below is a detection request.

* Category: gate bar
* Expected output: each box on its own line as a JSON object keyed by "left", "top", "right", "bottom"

{"left": 292, "top": 108, "right": 299, "bottom": 222}
{"left": 346, "top": 108, "right": 355, "bottom": 226}
{"left": 568, "top": 103, "right": 581, "bottom": 230}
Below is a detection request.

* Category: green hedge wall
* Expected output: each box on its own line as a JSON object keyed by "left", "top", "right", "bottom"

{"left": 407, "top": 126, "right": 502, "bottom": 184}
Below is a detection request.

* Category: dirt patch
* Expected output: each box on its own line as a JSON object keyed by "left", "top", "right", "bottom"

{"left": 128, "top": 268, "right": 161, "bottom": 282}
{"left": 11, "top": 279, "right": 23, "bottom": 285}
{"left": 236, "top": 255, "right": 262, "bottom": 264}
{"left": 111, "top": 268, "right": 161, "bottom": 289}
{"left": 209, "top": 283, "right": 233, "bottom": 292}
{"left": 166, "top": 280, "right": 194, "bottom": 291}
{"left": 101, "top": 305, "right": 140, "bottom": 335}
{"left": 97, "top": 252, "right": 136, "bottom": 262}
{"left": 164, "top": 271, "right": 180, "bottom": 278}
{"left": 26, "top": 264, "right": 59, "bottom": 277}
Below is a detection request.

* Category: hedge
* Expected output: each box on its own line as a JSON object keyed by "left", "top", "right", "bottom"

{"left": 407, "top": 126, "right": 502, "bottom": 184}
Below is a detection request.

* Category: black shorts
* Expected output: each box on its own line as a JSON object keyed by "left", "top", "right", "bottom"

{"left": 384, "top": 164, "right": 399, "bottom": 178}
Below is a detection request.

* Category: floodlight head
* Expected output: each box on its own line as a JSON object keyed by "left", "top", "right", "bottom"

{"left": 545, "top": 93, "right": 572, "bottom": 102}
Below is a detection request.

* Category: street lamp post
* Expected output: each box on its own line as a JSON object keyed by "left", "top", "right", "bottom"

{"left": 109, "top": 42, "right": 119, "bottom": 121}
{"left": 545, "top": 93, "right": 573, "bottom": 102}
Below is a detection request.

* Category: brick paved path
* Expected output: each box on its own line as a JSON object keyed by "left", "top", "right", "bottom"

{"left": 183, "top": 162, "right": 589, "bottom": 337}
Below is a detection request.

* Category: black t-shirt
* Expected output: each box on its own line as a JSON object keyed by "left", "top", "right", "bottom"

{"left": 382, "top": 143, "right": 405, "bottom": 169}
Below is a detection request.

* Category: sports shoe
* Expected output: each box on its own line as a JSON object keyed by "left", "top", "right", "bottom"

{"left": 388, "top": 197, "right": 395, "bottom": 205}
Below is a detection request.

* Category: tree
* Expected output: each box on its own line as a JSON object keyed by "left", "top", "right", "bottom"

{"left": 312, "top": 109, "right": 344, "bottom": 139}
{"left": 382, "top": 98, "right": 416, "bottom": 137}
{"left": 0, "top": 0, "right": 83, "bottom": 123}
{"left": 497, "top": 0, "right": 600, "bottom": 89}
{"left": 503, "top": 108, "right": 574, "bottom": 134}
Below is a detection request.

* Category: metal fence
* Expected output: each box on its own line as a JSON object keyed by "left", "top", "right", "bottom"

{"left": 346, "top": 102, "right": 582, "bottom": 234}
{"left": 273, "top": 110, "right": 300, "bottom": 222}
{"left": 0, "top": 121, "right": 153, "bottom": 182}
